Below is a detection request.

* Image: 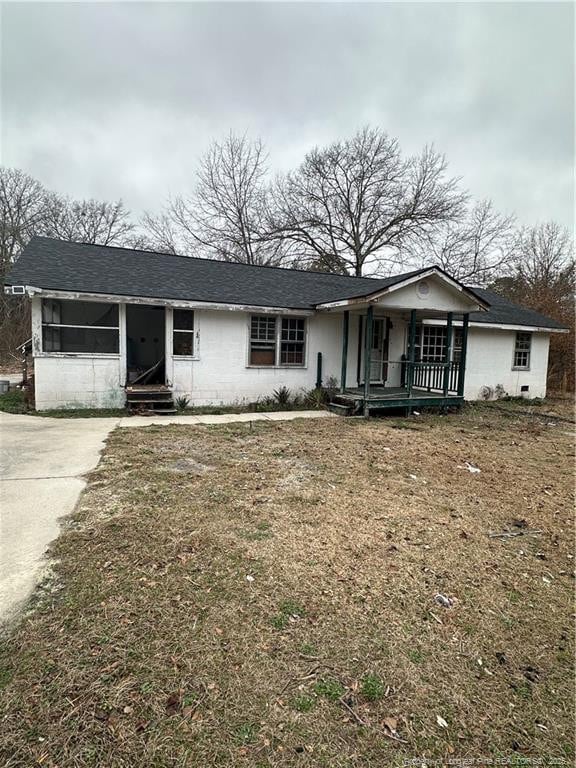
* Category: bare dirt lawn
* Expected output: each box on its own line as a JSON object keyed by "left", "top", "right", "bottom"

{"left": 0, "top": 403, "right": 574, "bottom": 767}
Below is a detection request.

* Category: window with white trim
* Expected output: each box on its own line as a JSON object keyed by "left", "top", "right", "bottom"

{"left": 41, "top": 299, "right": 119, "bottom": 353}
{"left": 173, "top": 309, "right": 195, "bottom": 356}
{"left": 280, "top": 318, "right": 305, "bottom": 365}
{"left": 249, "top": 315, "right": 306, "bottom": 366}
{"left": 420, "top": 326, "right": 446, "bottom": 362}
{"left": 250, "top": 315, "right": 277, "bottom": 365}
{"left": 513, "top": 332, "right": 531, "bottom": 369}
{"left": 414, "top": 325, "right": 463, "bottom": 363}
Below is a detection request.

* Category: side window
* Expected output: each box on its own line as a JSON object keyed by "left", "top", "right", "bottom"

{"left": 452, "top": 328, "right": 463, "bottom": 363}
{"left": 249, "top": 315, "right": 307, "bottom": 366}
{"left": 173, "top": 309, "right": 195, "bottom": 356}
{"left": 280, "top": 318, "right": 306, "bottom": 365}
{"left": 513, "top": 332, "right": 531, "bottom": 369}
{"left": 250, "top": 315, "right": 276, "bottom": 366}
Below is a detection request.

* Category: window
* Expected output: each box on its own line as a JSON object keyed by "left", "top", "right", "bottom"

{"left": 249, "top": 315, "right": 306, "bottom": 366}
{"left": 250, "top": 315, "right": 277, "bottom": 365}
{"left": 42, "top": 299, "right": 119, "bottom": 354}
{"left": 173, "top": 309, "right": 195, "bottom": 356}
{"left": 413, "top": 325, "right": 463, "bottom": 363}
{"left": 421, "top": 326, "right": 446, "bottom": 363}
{"left": 280, "top": 318, "right": 305, "bottom": 365}
{"left": 513, "top": 332, "right": 531, "bottom": 369}
{"left": 452, "top": 328, "right": 463, "bottom": 363}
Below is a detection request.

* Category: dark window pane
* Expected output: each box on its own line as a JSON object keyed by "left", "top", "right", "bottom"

{"left": 280, "top": 318, "right": 305, "bottom": 365}
{"left": 514, "top": 332, "right": 531, "bottom": 368}
{"left": 281, "top": 318, "right": 305, "bottom": 342}
{"left": 174, "top": 309, "right": 194, "bottom": 331}
{"left": 173, "top": 332, "right": 194, "bottom": 356}
{"left": 42, "top": 299, "right": 118, "bottom": 327}
{"left": 43, "top": 326, "right": 118, "bottom": 353}
{"left": 250, "top": 347, "right": 275, "bottom": 366}
{"left": 280, "top": 343, "right": 304, "bottom": 365}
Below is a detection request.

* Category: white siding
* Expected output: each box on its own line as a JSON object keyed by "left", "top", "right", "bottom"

{"left": 463, "top": 327, "right": 550, "bottom": 400}
{"left": 34, "top": 356, "right": 125, "bottom": 410}
{"left": 172, "top": 310, "right": 344, "bottom": 406}
{"left": 30, "top": 295, "right": 552, "bottom": 409}
{"left": 31, "top": 296, "right": 126, "bottom": 410}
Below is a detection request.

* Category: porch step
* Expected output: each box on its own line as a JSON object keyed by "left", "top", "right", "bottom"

{"left": 327, "top": 401, "right": 354, "bottom": 417}
{"left": 125, "top": 386, "right": 176, "bottom": 414}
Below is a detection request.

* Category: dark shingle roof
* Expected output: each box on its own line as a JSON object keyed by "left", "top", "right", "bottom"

{"left": 469, "top": 288, "right": 566, "bottom": 330}
{"left": 7, "top": 237, "right": 423, "bottom": 310}
{"left": 5, "top": 237, "right": 566, "bottom": 330}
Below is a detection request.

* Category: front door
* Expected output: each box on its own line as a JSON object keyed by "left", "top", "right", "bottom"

{"left": 126, "top": 304, "right": 166, "bottom": 385}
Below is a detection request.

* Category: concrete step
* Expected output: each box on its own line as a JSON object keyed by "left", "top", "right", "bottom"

{"left": 327, "top": 401, "right": 354, "bottom": 416}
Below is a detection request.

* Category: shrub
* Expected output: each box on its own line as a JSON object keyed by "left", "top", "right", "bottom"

{"left": 304, "top": 387, "right": 328, "bottom": 409}
{"left": 273, "top": 386, "right": 292, "bottom": 407}
{"left": 0, "top": 390, "right": 27, "bottom": 414}
{"left": 175, "top": 395, "right": 190, "bottom": 411}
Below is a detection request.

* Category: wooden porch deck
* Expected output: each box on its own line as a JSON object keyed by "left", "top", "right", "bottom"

{"left": 330, "top": 386, "right": 464, "bottom": 415}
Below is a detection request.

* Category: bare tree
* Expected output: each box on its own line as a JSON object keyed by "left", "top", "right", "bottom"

{"left": 0, "top": 168, "right": 47, "bottom": 278}
{"left": 0, "top": 168, "right": 49, "bottom": 361}
{"left": 143, "top": 134, "right": 284, "bottom": 265}
{"left": 269, "top": 127, "right": 465, "bottom": 276}
{"left": 139, "top": 210, "right": 182, "bottom": 254}
{"left": 410, "top": 200, "right": 516, "bottom": 285}
{"left": 0, "top": 167, "right": 137, "bottom": 361}
{"left": 492, "top": 221, "right": 575, "bottom": 392}
{"left": 42, "top": 194, "right": 134, "bottom": 245}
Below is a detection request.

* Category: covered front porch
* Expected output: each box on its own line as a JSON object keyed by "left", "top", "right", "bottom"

{"left": 314, "top": 267, "right": 489, "bottom": 416}
{"left": 331, "top": 306, "right": 470, "bottom": 415}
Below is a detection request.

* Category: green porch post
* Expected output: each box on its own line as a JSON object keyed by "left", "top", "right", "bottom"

{"left": 406, "top": 309, "right": 417, "bottom": 397}
{"left": 443, "top": 312, "right": 454, "bottom": 396}
{"left": 457, "top": 313, "right": 469, "bottom": 397}
{"left": 363, "top": 305, "right": 373, "bottom": 412}
{"left": 340, "top": 310, "right": 349, "bottom": 393}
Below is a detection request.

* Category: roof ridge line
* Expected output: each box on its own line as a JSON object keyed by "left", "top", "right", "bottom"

{"left": 31, "top": 236, "right": 401, "bottom": 283}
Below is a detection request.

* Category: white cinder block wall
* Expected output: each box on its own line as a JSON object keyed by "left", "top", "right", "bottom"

{"left": 171, "top": 310, "right": 345, "bottom": 406}
{"left": 463, "top": 327, "right": 550, "bottom": 400}
{"left": 31, "top": 296, "right": 125, "bottom": 410}
{"left": 34, "top": 357, "right": 125, "bottom": 410}
{"left": 30, "top": 296, "right": 552, "bottom": 409}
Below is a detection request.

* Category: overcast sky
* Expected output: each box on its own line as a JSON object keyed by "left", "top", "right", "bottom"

{"left": 1, "top": 1, "right": 574, "bottom": 230}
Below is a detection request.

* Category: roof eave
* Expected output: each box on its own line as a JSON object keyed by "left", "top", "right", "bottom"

{"left": 314, "top": 267, "right": 491, "bottom": 311}
{"left": 8, "top": 284, "right": 315, "bottom": 315}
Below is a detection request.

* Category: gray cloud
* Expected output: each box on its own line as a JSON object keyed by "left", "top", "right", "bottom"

{"left": 1, "top": 1, "right": 573, "bottom": 228}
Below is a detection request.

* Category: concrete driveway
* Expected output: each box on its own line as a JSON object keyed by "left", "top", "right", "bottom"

{"left": 0, "top": 413, "right": 117, "bottom": 622}
{"left": 0, "top": 408, "right": 333, "bottom": 622}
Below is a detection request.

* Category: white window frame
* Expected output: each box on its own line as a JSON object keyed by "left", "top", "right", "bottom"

{"left": 248, "top": 315, "right": 307, "bottom": 368}
{"left": 414, "top": 325, "right": 463, "bottom": 364}
{"left": 172, "top": 308, "right": 196, "bottom": 358}
{"left": 40, "top": 298, "right": 120, "bottom": 356}
{"left": 512, "top": 331, "right": 531, "bottom": 370}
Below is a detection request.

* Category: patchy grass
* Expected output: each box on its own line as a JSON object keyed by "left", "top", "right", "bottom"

{"left": 0, "top": 389, "right": 27, "bottom": 413}
{"left": 0, "top": 406, "right": 574, "bottom": 766}
{"left": 37, "top": 407, "right": 129, "bottom": 418}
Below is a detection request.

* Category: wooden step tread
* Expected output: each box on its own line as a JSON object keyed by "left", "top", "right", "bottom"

{"left": 126, "top": 396, "right": 174, "bottom": 403}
